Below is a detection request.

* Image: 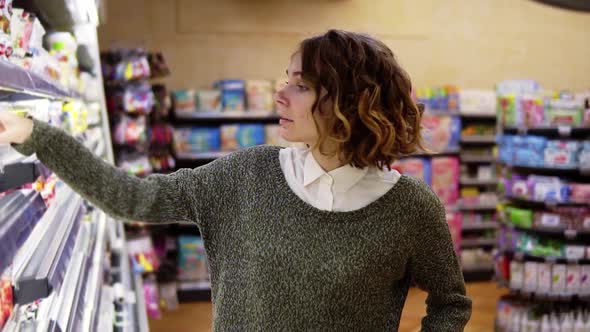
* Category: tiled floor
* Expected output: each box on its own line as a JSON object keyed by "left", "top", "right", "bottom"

{"left": 149, "top": 281, "right": 506, "bottom": 331}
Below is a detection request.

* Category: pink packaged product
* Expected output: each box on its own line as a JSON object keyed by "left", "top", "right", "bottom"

{"left": 570, "top": 183, "right": 590, "bottom": 204}
{"left": 431, "top": 157, "right": 460, "bottom": 206}
{"left": 0, "top": 0, "right": 12, "bottom": 59}
{"left": 391, "top": 158, "right": 432, "bottom": 186}
{"left": 143, "top": 277, "right": 162, "bottom": 319}
{"left": 520, "top": 96, "right": 544, "bottom": 128}
{"left": 9, "top": 8, "right": 33, "bottom": 60}
{"left": 420, "top": 114, "right": 461, "bottom": 153}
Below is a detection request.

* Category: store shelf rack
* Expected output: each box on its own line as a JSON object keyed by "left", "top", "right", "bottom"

{"left": 12, "top": 188, "right": 85, "bottom": 304}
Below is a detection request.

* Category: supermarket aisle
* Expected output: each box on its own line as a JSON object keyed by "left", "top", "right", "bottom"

{"left": 149, "top": 282, "right": 506, "bottom": 332}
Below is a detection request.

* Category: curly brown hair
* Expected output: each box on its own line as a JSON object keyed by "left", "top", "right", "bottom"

{"left": 299, "top": 29, "right": 424, "bottom": 169}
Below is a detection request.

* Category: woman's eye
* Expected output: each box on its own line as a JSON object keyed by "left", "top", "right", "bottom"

{"left": 296, "top": 84, "right": 309, "bottom": 91}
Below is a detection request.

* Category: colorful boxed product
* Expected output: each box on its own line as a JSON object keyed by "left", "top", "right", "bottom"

{"left": 220, "top": 124, "right": 239, "bottom": 151}
{"left": 496, "top": 80, "right": 540, "bottom": 96}
{"left": 508, "top": 174, "right": 530, "bottom": 199}
{"left": 509, "top": 261, "right": 524, "bottom": 289}
{"left": 459, "top": 89, "right": 496, "bottom": 115}
{"left": 498, "top": 95, "right": 518, "bottom": 127}
{"left": 173, "top": 127, "right": 221, "bottom": 153}
{"left": 122, "top": 82, "right": 155, "bottom": 114}
{"left": 523, "top": 262, "right": 538, "bottom": 292}
{"left": 0, "top": 277, "right": 12, "bottom": 329}
{"left": 431, "top": 157, "right": 460, "bottom": 205}
{"left": 534, "top": 211, "right": 563, "bottom": 229}
{"left": 544, "top": 140, "right": 580, "bottom": 169}
{"left": 520, "top": 96, "right": 544, "bottom": 128}
{"left": 392, "top": 158, "right": 432, "bottom": 186}
{"left": 415, "top": 86, "right": 459, "bottom": 112}
{"left": 236, "top": 124, "right": 266, "bottom": 148}
{"left": 506, "top": 206, "right": 533, "bottom": 228}
{"left": 113, "top": 114, "right": 147, "bottom": 146}
{"left": 498, "top": 135, "right": 515, "bottom": 164}
{"left": 420, "top": 114, "right": 461, "bottom": 153}
{"left": 547, "top": 99, "right": 584, "bottom": 126}
{"left": 530, "top": 175, "right": 569, "bottom": 203}
{"left": 172, "top": 90, "right": 197, "bottom": 115}
{"left": 579, "top": 142, "right": 590, "bottom": 170}
{"left": 246, "top": 80, "right": 274, "bottom": 112}
{"left": 514, "top": 136, "right": 547, "bottom": 167}
{"left": 216, "top": 79, "right": 246, "bottom": 112}
{"left": 220, "top": 124, "right": 266, "bottom": 150}
{"left": 551, "top": 264, "right": 567, "bottom": 294}
{"left": 9, "top": 8, "right": 33, "bottom": 61}
{"left": 127, "top": 236, "right": 160, "bottom": 273}
{"left": 178, "top": 236, "right": 209, "bottom": 281}
{"left": 197, "top": 89, "right": 222, "bottom": 113}
{"left": 0, "top": 0, "right": 12, "bottom": 59}
{"left": 570, "top": 183, "right": 590, "bottom": 204}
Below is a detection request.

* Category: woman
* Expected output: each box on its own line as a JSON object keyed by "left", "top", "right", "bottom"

{"left": 0, "top": 30, "right": 471, "bottom": 331}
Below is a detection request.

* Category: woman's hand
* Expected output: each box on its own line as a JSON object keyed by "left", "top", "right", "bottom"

{"left": 0, "top": 112, "right": 34, "bottom": 145}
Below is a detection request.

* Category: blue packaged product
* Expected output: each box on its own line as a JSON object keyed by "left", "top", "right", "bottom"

{"left": 178, "top": 236, "right": 209, "bottom": 281}
{"left": 525, "top": 136, "right": 548, "bottom": 154}
{"left": 546, "top": 140, "right": 580, "bottom": 151}
{"left": 216, "top": 80, "right": 246, "bottom": 112}
{"left": 512, "top": 136, "right": 525, "bottom": 150}
{"left": 448, "top": 116, "right": 462, "bottom": 150}
{"left": 498, "top": 135, "right": 514, "bottom": 164}
{"left": 236, "top": 124, "right": 266, "bottom": 148}
{"left": 511, "top": 136, "right": 546, "bottom": 167}
{"left": 176, "top": 127, "right": 220, "bottom": 153}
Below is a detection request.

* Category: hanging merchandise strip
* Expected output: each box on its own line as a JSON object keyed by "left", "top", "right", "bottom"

{"left": 11, "top": 187, "right": 84, "bottom": 304}
{"left": 0, "top": 190, "right": 46, "bottom": 273}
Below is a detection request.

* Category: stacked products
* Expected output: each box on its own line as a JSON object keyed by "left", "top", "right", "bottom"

{"left": 173, "top": 124, "right": 286, "bottom": 155}
{"left": 172, "top": 79, "right": 275, "bottom": 115}
{"left": 103, "top": 49, "right": 176, "bottom": 175}
{"left": 499, "top": 136, "right": 590, "bottom": 170}
{"left": 497, "top": 80, "right": 590, "bottom": 129}
{"left": 496, "top": 298, "right": 590, "bottom": 331}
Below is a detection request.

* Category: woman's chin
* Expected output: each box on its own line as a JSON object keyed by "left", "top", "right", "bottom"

{"left": 278, "top": 129, "right": 296, "bottom": 142}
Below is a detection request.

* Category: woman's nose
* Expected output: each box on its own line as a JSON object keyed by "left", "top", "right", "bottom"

{"left": 274, "top": 89, "right": 289, "bottom": 107}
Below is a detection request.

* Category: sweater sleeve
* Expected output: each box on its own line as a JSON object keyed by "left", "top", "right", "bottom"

{"left": 11, "top": 119, "right": 204, "bottom": 224}
{"left": 408, "top": 194, "right": 472, "bottom": 331}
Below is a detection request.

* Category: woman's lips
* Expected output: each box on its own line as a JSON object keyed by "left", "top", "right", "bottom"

{"left": 279, "top": 117, "right": 293, "bottom": 125}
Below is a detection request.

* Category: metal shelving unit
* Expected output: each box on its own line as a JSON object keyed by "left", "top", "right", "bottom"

{"left": 458, "top": 111, "right": 499, "bottom": 283}
{"left": 0, "top": 1, "right": 148, "bottom": 330}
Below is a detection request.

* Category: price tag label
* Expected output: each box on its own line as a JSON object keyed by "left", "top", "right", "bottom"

{"left": 546, "top": 256, "right": 558, "bottom": 264}
{"left": 541, "top": 213, "right": 561, "bottom": 227}
{"left": 557, "top": 125, "right": 572, "bottom": 137}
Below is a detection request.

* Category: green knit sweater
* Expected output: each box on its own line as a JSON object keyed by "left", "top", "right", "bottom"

{"left": 14, "top": 120, "right": 472, "bottom": 331}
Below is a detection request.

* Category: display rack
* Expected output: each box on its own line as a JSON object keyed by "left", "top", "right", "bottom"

{"left": 494, "top": 89, "right": 590, "bottom": 330}
{"left": 0, "top": 1, "right": 148, "bottom": 330}
{"left": 456, "top": 106, "right": 499, "bottom": 282}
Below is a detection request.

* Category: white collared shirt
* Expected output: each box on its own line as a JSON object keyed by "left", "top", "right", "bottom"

{"left": 279, "top": 147, "right": 401, "bottom": 212}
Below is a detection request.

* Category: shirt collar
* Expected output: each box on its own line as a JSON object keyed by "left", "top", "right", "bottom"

{"left": 303, "top": 151, "right": 326, "bottom": 187}
{"left": 303, "top": 151, "right": 368, "bottom": 193}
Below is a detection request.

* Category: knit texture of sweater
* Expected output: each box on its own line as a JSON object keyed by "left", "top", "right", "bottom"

{"left": 14, "top": 119, "right": 472, "bottom": 331}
